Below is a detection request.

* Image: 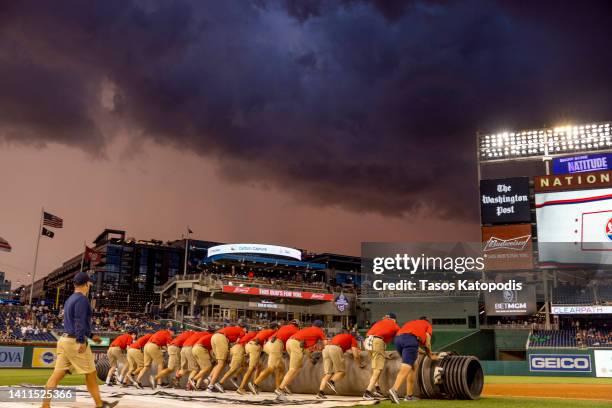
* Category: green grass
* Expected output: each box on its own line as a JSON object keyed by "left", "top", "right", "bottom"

{"left": 0, "top": 369, "right": 101, "bottom": 386}
{"left": 485, "top": 375, "right": 612, "bottom": 385}
{"left": 374, "top": 398, "right": 611, "bottom": 408}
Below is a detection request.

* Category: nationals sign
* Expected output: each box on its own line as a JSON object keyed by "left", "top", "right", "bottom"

{"left": 223, "top": 285, "right": 333, "bottom": 301}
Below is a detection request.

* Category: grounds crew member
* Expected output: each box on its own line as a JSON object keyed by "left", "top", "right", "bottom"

{"left": 207, "top": 324, "right": 245, "bottom": 393}
{"left": 278, "top": 320, "right": 327, "bottom": 396}
{"left": 191, "top": 330, "right": 215, "bottom": 390}
{"left": 42, "top": 271, "right": 117, "bottom": 408}
{"left": 125, "top": 333, "right": 152, "bottom": 387}
{"left": 180, "top": 331, "right": 207, "bottom": 389}
{"left": 137, "top": 328, "right": 175, "bottom": 389}
{"left": 249, "top": 320, "right": 300, "bottom": 394}
{"left": 105, "top": 330, "right": 137, "bottom": 386}
{"left": 316, "top": 329, "right": 362, "bottom": 399}
{"left": 363, "top": 313, "right": 400, "bottom": 400}
{"left": 237, "top": 322, "right": 278, "bottom": 395}
{"left": 166, "top": 330, "right": 194, "bottom": 387}
{"left": 218, "top": 329, "right": 257, "bottom": 389}
{"left": 388, "top": 317, "right": 438, "bottom": 403}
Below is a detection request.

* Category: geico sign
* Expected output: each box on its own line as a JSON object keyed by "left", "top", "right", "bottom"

{"left": 529, "top": 354, "right": 591, "bottom": 372}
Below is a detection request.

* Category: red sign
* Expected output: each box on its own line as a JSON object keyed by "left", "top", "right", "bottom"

{"left": 222, "top": 285, "right": 333, "bottom": 301}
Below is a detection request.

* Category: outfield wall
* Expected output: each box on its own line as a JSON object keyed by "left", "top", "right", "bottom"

{"left": 0, "top": 343, "right": 107, "bottom": 369}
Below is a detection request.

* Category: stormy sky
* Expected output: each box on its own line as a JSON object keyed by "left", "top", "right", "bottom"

{"left": 1, "top": 0, "right": 612, "bottom": 285}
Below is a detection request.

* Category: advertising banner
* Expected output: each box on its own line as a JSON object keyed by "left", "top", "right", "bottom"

{"left": 484, "top": 285, "right": 536, "bottom": 315}
{"left": 223, "top": 285, "right": 333, "bottom": 301}
{"left": 480, "top": 177, "right": 531, "bottom": 224}
{"left": 535, "top": 170, "right": 612, "bottom": 192}
{"left": 0, "top": 346, "right": 24, "bottom": 368}
{"left": 536, "top": 187, "right": 612, "bottom": 265}
{"left": 481, "top": 224, "right": 533, "bottom": 270}
{"left": 553, "top": 153, "right": 612, "bottom": 175}
{"left": 594, "top": 350, "right": 612, "bottom": 378}
{"left": 208, "top": 244, "right": 302, "bottom": 260}
{"left": 32, "top": 347, "right": 57, "bottom": 368}
{"left": 529, "top": 354, "right": 592, "bottom": 373}
{"left": 551, "top": 305, "right": 612, "bottom": 315}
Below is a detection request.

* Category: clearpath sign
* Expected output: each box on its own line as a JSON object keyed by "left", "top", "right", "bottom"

{"left": 0, "top": 346, "right": 25, "bottom": 367}
{"left": 529, "top": 354, "right": 592, "bottom": 373}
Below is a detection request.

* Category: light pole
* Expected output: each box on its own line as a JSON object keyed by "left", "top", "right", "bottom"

{"left": 476, "top": 121, "right": 611, "bottom": 330}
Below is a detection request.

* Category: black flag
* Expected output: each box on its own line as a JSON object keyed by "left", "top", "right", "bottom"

{"left": 41, "top": 227, "right": 55, "bottom": 239}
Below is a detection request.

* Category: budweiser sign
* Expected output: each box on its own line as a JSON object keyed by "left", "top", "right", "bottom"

{"left": 483, "top": 235, "right": 532, "bottom": 252}
{"left": 481, "top": 224, "right": 533, "bottom": 270}
{"left": 222, "top": 285, "right": 333, "bottom": 301}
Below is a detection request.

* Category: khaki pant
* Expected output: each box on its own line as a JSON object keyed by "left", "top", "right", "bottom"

{"left": 211, "top": 333, "right": 229, "bottom": 361}
{"left": 285, "top": 338, "right": 304, "bottom": 370}
{"left": 143, "top": 342, "right": 164, "bottom": 369}
{"left": 192, "top": 345, "right": 212, "bottom": 370}
{"left": 263, "top": 338, "right": 283, "bottom": 369}
{"left": 107, "top": 346, "right": 126, "bottom": 366}
{"left": 180, "top": 346, "right": 197, "bottom": 371}
{"left": 369, "top": 337, "right": 386, "bottom": 370}
{"left": 229, "top": 344, "right": 245, "bottom": 371}
{"left": 245, "top": 341, "right": 262, "bottom": 369}
{"left": 55, "top": 336, "right": 95, "bottom": 375}
{"left": 167, "top": 345, "right": 181, "bottom": 370}
{"left": 323, "top": 344, "right": 345, "bottom": 374}
{"left": 127, "top": 348, "right": 144, "bottom": 374}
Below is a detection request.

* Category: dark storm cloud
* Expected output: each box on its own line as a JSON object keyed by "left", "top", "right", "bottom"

{"left": 2, "top": 0, "right": 612, "bottom": 218}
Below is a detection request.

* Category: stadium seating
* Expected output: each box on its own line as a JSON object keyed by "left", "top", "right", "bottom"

{"left": 552, "top": 285, "right": 595, "bottom": 305}
{"left": 528, "top": 329, "right": 577, "bottom": 348}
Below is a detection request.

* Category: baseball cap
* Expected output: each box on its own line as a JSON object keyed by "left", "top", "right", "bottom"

{"left": 313, "top": 320, "right": 324, "bottom": 328}
{"left": 73, "top": 271, "right": 93, "bottom": 286}
{"left": 385, "top": 312, "right": 397, "bottom": 320}
{"left": 289, "top": 319, "right": 300, "bottom": 326}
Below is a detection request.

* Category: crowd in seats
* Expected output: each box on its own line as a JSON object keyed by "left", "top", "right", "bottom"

{"left": 0, "top": 305, "right": 58, "bottom": 341}
{"left": 529, "top": 320, "right": 612, "bottom": 348}
{"left": 92, "top": 308, "right": 165, "bottom": 333}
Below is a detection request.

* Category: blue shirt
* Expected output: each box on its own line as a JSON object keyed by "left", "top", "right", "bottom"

{"left": 63, "top": 292, "right": 92, "bottom": 344}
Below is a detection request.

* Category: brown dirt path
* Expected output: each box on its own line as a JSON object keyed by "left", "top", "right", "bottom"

{"left": 483, "top": 383, "right": 612, "bottom": 401}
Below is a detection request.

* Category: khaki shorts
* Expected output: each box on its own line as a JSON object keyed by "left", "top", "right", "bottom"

{"left": 263, "top": 338, "right": 284, "bottom": 369}
{"left": 229, "top": 344, "right": 245, "bottom": 371}
{"left": 107, "top": 346, "right": 127, "bottom": 366}
{"left": 323, "top": 344, "right": 345, "bottom": 374}
{"left": 180, "top": 346, "right": 197, "bottom": 371}
{"left": 127, "top": 348, "right": 144, "bottom": 373}
{"left": 369, "top": 337, "right": 386, "bottom": 370}
{"left": 143, "top": 342, "right": 164, "bottom": 368}
{"left": 245, "top": 341, "right": 262, "bottom": 369}
{"left": 167, "top": 345, "right": 181, "bottom": 370}
{"left": 285, "top": 338, "right": 304, "bottom": 370}
{"left": 192, "top": 345, "right": 212, "bottom": 371}
{"left": 211, "top": 333, "right": 229, "bottom": 361}
{"left": 54, "top": 336, "right": 96, "bottom": 375}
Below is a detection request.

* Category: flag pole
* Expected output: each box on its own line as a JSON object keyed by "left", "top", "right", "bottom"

{"left": 29, "top": 207, "right": 44, "bottom": 306}
{"left": 80, "top": 241, "right": 86, "bottom": 273}
{"left": 183, "top": 227, "right": 191, "bottom": 277}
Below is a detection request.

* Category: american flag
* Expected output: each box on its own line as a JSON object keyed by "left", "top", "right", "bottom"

{"left": 43, "top": 211, "right": 63, "bottom": 228}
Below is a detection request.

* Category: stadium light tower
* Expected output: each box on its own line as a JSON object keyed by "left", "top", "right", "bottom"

{"left": 478, "top": 122, "right": 612, "bottom": 174}
{"left": 476, "top": 121, "right": 611, "bottom": 331}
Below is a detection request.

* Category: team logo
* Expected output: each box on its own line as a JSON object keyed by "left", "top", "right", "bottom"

{"left": 606, "top": 219, "right": 612, "bottom": 241}
{"left": 41, "top": 351, "right": 56, "bottom": 365}
{"left": 503, "top": 290, "right": 517, "bottom": 303}
{"left": 335, "top": 294, "right": 349, "bottom": 312}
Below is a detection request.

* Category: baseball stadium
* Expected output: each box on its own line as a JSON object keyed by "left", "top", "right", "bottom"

{"left": 2, "top": 2, "right": 612, "bottom": 408}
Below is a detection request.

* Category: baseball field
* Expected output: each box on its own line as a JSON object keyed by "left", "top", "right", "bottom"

{"left": 1, "top": 370, "right": 610, "bottom": 407}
